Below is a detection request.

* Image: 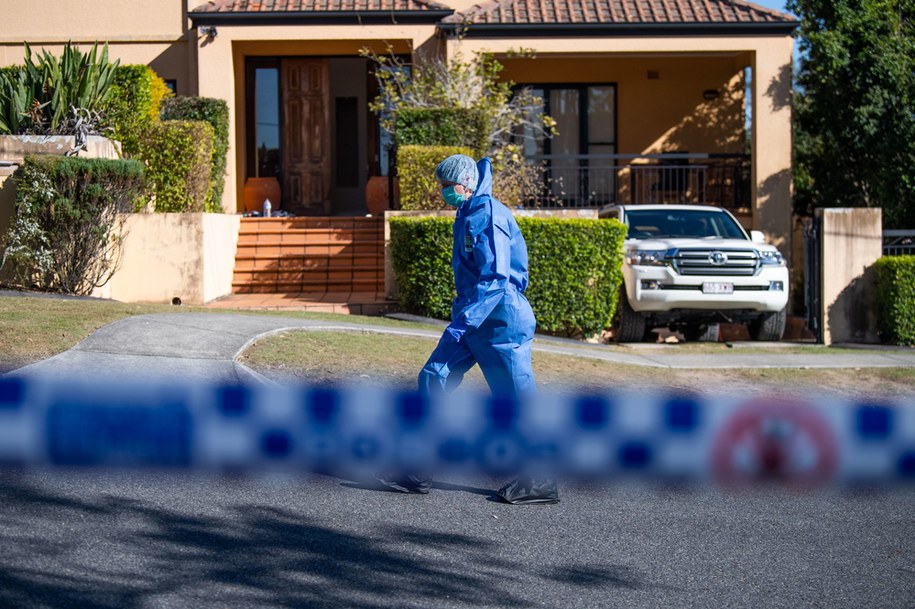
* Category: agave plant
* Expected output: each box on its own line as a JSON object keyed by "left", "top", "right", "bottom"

{"left": 0, "top": 41, "right": 119, "bottom": 135}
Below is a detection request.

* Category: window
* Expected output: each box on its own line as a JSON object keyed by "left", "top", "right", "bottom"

{"left": 520, "top": 84, "right": 617, "bottom": 205}
{"left": 245, "top": 59, "right": 281, "bottom": 179}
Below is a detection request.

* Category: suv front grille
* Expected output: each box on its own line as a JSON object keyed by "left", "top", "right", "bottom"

{"left": 671, "top": 249, "right": 759, "bottom": 276}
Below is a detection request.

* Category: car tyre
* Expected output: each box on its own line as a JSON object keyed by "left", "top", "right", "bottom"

{"left": 613, "top": 289, "right": 648, "bottom": 343}
{"left": 749, "top": 307, "right": 786, "bottom": 341}
{"left": 683, "top": 322, "right": 720, "bottom": 342}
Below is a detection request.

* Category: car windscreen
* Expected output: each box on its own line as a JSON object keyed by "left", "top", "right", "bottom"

{"left": 623, "top": 209, "right": 748, "bottom": 240}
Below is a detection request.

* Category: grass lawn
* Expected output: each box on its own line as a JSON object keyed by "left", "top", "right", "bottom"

{"left": 0, "top": 293, "right": 439, "bottom": 373}
{"left": 240, "top": 330, "right": 915, "bottom": 399}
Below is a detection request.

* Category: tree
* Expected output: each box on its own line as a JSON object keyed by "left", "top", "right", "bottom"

{"left": 788, "top": 0, "right": 915, "bottom": 227}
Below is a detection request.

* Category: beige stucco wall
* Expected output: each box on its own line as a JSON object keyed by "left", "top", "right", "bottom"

{"left": 0, "top": 0, "right": 196, "bottom": 96}
{"left": 818, "top": 207, "right": 883, "bottom": 345}
{"left": 499, "top": 54, "right": 747, "bottom": 157}
{"left": 194, "top": 25, "right": 439, "bottom": 215}
{"left": 95, "top": 212, "right": 240, "bottom": 304}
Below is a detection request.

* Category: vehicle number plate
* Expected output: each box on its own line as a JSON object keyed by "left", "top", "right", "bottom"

{"left": 702, "top": 282, "right": 734, "bottom": 294}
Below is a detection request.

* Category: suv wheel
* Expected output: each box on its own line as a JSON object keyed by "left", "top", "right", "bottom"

{"left": 749, "top": 307, "right": 787, "bottom": 341}
{"left": 613, "top": 289, "right": 648, "bottom": 343}
{"left": 683, "top": 323, "right": 720, "bottom": 342}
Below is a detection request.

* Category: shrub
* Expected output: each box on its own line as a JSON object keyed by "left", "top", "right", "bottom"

{"left": 395, "top": 107, "right": 488, "bottom": 154}
{"left": 160, "top": 97, "right": 229, "bottom": 213}
{"left": 0, "top": 154, "right": 144, "bottom": 294}
{"left": 875, "top": 256, "right": 915, "bottom": 345}
{"left": 0, "top": 42, "right": 119, "bottom": 136}
{"left": 144, "top": 120, "right": 214, "bottom": 212}
{"left": 390, "top": 215, "right": 627, "bottom": 337}
{"left": 103, "top": 64, "right": 172, "bottom": 158}
{"left": 397, "top": 145, "right": 475, "bottom": 210}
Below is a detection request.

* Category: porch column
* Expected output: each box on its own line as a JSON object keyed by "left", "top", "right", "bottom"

{"left": 194, "top": 30, "right": 237, "bottom": 214}
{"left": 750, "top": 37, "right": 794, "bottom": 259}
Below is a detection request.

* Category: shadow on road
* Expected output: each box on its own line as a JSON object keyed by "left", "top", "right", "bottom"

{"left": 0, "top": 475, "right": 655, "bottom": 608}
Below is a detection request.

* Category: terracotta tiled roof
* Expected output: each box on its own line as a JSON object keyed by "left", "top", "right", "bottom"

{"left": 441, "top": 0, "right": 796, "bottom": 25}
{"left": 191, "top": 0, "right": 452, "bottom": 12}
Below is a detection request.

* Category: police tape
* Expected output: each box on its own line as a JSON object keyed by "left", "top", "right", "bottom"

{"left": 0, "top": 376, "right": 913, "bottom": 488}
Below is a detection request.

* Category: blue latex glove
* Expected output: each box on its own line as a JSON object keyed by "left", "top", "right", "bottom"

{"left": 444, "top": 319, "right": 469, "bottom": 342}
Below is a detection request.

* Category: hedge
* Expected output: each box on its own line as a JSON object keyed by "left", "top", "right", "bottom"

{"left": 161, "top": 97, "right": 229, "bottom": 213}
{"left": 875, "top": 255, "right": 915, "bottom": 345}
{"left": 1, "top": 154, "right": 145, "bottom": 294}
{"left": 395, "top": 107, "right": 488, "bottom": 154}
{"left": 397, "top": 145, "right": 475, "bottom": 210}
{"left": 144, "top": 120, "right": 215, "bottom": 212}
{"left": 390, "top": 215, "right": 627, "bottom": 337}
{"left": 103, "top": 65, "right": 171, "bottom": 158}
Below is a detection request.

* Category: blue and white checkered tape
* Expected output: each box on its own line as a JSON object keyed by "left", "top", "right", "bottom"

{"left": 0, "top": 376, "right": 913, "bottom": 488}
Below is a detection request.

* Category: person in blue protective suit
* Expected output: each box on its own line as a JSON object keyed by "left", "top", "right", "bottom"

{"left": 378, "top": 154, "right": 558, "bottom": 504}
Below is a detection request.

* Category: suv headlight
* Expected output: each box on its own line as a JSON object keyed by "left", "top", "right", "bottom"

{"left": 626, "top": 249, "right": 668, "bottom": 266}
{"left": 758, "top": 249, "right": 785, "bottom": 266}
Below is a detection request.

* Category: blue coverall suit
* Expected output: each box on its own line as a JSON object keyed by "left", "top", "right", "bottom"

{"left": 418, "top": 158, "right": 537, "bottom": 398}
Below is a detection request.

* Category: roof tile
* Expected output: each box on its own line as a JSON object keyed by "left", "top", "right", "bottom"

{"left": 442, "top": 0, "right": 794, "bottom": 24}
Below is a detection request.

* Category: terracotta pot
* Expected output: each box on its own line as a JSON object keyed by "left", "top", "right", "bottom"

{"left": 365, "top": 176, "right": 399, "bottom": 216}
{"left": 243, "top": 177, "right": 281, "bottom": 214}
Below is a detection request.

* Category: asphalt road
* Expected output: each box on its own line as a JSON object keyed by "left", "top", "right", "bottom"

{"left": 2, "top": 312, "right": 914, "bottom": 608}
{"left": 1, "top": 470, "right": 912, "bottom": 609}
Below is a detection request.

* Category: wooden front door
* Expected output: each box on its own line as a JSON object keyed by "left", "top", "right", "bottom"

{"left": 281, "top": 59, "right": 331, "bottom": 215}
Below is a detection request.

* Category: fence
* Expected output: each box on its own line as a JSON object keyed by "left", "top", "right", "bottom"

{"left": 883, "top": 230, "right": 915, "bottom": 256}
{"left": 523, "top": 153, "right": 750, "bottom": 211}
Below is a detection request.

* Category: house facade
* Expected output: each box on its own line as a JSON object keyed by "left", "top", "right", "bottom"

{"left": 2, "top": 0, "right": 796, "bottom": 252}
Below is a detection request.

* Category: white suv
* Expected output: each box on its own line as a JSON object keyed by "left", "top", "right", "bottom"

{"left": 602, "top": 204, "right": 789, "bottom": 342}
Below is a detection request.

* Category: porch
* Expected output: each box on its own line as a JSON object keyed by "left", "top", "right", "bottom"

{"left": 521, "top": 152, "right": 750, "bottom": 211}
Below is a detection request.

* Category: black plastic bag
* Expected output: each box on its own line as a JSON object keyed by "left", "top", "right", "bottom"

{"left": 497, "top": 477, "right": 560, "bottom": 505}
{"left": 374, "top": 473, "right": 431, "bottom": 494}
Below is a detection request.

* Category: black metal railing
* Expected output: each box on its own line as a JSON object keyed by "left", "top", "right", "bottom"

{"left": 521, "top": 153, "right": 750, "bottom": 211}
{"left": 883, "top": 230, "right": 915, "bottom": 256}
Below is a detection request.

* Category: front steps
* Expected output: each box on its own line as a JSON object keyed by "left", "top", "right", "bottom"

{"left": 223, "top": 216, "right": 391, "bottom": 315}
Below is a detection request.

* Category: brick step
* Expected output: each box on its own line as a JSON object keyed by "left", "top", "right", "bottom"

{"left": 240, "top": 217, "right": 384, "bottom": 230}
{"left": 237, "top": 227, "right": 383, "bottom": 239}
{"left": 236, "top": 236, "right": 384, "bottom": 248}
{"left": 233, "top": 268, "right": 383, "bottom": 282}
{"left": 232, "top": 279, "right": 385, "bottom": 294}
{"left": 234, "top": 259, "right": 383, "bottom": 272}
{"left": 235, "top": 243, "right": 383, "bottom": 257}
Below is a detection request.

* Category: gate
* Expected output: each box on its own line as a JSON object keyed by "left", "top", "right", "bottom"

{"left": 803, "top": 216, "right": 822, "bottom": 343}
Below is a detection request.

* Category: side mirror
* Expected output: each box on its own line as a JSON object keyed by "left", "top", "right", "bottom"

{"left": 750, "top": 230, "right": 766, "bottom": 244}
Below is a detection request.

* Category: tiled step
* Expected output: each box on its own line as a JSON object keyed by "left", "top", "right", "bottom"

{"left": 231, "top": 216, "right": 386, "bottom": 300}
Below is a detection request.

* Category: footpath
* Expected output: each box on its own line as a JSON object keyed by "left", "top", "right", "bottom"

{"left": 7, "top": 312, "right": 915, "bottom": 383}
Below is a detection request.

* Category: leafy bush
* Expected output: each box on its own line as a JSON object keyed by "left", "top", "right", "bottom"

{"left": 390, "top": 215, "right": 627, "bottom": 337}
{"left": 0, "top": 154, "right": 144, "bottom": 294}
{"left": 143, "top": 120, "right": 215, "bottom": 212}
{"left": 395, "top": 107, "right": 488, "bottom": 154}
{"left": 397, "top": 145, "right": 475, "bottom": 210}
{"left": 103, "top": 64, "right": 172, "bottom": 158}
{"left": 160, "top": 97, "right": 229, "bottom": 213}
{"left": 0, "top": 42, "right": 118, "bottom": 135}
{"left": 875, "top": 256, "right": 915, "bottom": 345}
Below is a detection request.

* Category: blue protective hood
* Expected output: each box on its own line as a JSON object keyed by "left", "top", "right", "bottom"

{"left": 474, "top": 157, "right": 493, "bottom": 199}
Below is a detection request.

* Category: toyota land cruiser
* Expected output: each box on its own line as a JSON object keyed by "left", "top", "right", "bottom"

{"left": 602, "top": 204, "right": 789, "bottom": 342}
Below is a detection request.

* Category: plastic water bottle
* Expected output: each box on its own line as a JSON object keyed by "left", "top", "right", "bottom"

{"left": 263, "top": 198, "right": 272, "bottom": 217}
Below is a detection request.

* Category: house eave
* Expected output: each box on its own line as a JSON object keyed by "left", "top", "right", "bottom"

{"left": 189, "top": 10, "right": 454, "bottom": 27}
{"left": 437, "top": 21, "right": 799, "bottom": 38}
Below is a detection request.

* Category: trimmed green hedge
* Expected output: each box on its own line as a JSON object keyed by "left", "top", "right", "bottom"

{"left": 390, "top": 215, "right": 627, "bottom": 337}
{"left": 397, "top": 144, "right": 475, "bottom": 210}
{"left": 2, "top": 154, "right": 144, "bottom": 294}
{"left": 144, "top": 120, "right": 214, "bottom": 212}
{"left": 395, "top": 107, "right": 488, "bottom": 154}
{"left": 875, "top": 255, "right": 915, "bottom": 345}
{"left": 103, "top": 65, "right": 171, "bottom": 158}
{"left": 160, "top": 97, "right": 229, "bottom": 213}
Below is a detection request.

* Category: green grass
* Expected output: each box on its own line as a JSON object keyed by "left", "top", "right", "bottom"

{"left": 0, "top": 293, "right": 440, "bottom": 373}
{"left": 240, "top": 330, "right": 915, "bottom": 398}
